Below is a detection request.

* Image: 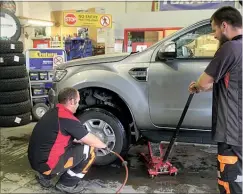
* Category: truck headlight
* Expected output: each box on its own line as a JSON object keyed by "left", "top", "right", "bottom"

{"left": 53, "top": 70, "right": 67, "bottom": 81}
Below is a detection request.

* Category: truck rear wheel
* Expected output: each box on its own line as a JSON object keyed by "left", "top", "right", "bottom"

{"left": 76, "top": 108, "right": 128, "bottom": 166}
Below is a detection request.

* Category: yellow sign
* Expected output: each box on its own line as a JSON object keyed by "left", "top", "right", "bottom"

{"left": 29, "top": 51, "right": 58, "bottom": 58}
{"left": 63, "top": 12, "right": 112, "bottom": 28}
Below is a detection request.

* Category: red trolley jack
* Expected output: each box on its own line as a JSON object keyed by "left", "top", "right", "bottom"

{"left": 140, "top": 93, "right": 194, "bottom": 178}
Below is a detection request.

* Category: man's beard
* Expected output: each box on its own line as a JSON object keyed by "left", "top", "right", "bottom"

{"left": 219, "top": 34, "right": 229, "bottom": 47}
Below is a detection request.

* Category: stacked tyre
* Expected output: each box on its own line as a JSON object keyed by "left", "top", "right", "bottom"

{"left": 0, "top": 40, "right": 32, "bottom": 127}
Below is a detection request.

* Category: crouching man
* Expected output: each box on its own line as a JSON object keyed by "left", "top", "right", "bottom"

{"left": 28, "top": 87, "right": 109, "bottom": 193}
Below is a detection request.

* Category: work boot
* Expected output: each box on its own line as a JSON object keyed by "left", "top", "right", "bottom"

{"left": 35, "top": 172, "right": 54, "bottom": 188}
{"left": 55, "top": 180, "right": 88, "bottom": 194}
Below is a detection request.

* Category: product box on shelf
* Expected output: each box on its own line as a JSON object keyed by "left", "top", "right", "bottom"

{"left": 48, "top": 72, "right": 53, "bottom": 80}
{"left": 33, "top": 98, "right": 47, "bottom": 104}
{"left": 30, "top": 72, "right": 39, "bottom": 81}
{"left": 39, "top": 72, "right": 48, "bottom": 80}
{"left": 31, "top": 84, "right": 45, "bottom": 96}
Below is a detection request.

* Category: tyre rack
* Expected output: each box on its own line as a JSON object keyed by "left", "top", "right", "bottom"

{"left": 0, "top": 40, "right": 32, "bottom": 127}
{"left": 25, "top": 48, "right": 67, "bottom": 121}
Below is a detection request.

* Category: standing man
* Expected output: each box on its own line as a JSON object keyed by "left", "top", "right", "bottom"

{"left": 28, "top": 87, "right": 109, "bottom": 193}
{"left": 188, "top": 6, "right": 242, "bottom": 194}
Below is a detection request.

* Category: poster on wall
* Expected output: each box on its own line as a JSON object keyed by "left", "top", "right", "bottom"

{"left": 97, "top": 28, "right": 106, "bottom": 43}
{"left": 114, "top": 39, "right": 124, "bottom": 53}
{"left": 136, "top": 45, "right": 148, "bottom": 52}
{"left": 26, "top": 49, "right": 66, "bottom": 70}
{"left": 63, "top": 12, "right": 112, "bottom": 28}
{"left": 159, "top": 0, "right": 235, "bottom": 11}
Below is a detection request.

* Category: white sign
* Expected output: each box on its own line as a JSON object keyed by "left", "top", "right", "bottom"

{"left": 0, "top": 13, "right": 17, "bottom": 39}
{"left": 97, "top": 28, "right": 106, "bottom": 43}
{"left": 136, "top": 45, "right": 147, "bottom": 52}
{"left": 53, "top": 55, "right": 64, "bottom": 68}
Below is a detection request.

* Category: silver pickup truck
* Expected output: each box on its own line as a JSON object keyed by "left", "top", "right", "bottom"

{"left": 49, "top": 18, "right": 218, "bottom": 165}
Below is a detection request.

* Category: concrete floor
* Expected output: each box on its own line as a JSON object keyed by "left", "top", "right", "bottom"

{"left": 0, "top": 123, "right": 219, "bottom": 193}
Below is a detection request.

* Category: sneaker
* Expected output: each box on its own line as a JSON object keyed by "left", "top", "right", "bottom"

{"left": 35, "top": 172, "right": 53, "bottom": 188}
{"left": 55, "top": 181, "right": 87, "bottom": 194}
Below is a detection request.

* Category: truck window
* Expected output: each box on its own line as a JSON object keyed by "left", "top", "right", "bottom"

{"left": 175, "top": 24, "right": 219, "bottom": 59}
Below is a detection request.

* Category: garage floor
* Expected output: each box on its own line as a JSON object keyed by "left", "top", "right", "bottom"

{"left": 1, "top": 123, "right": 218, "bottom": 193}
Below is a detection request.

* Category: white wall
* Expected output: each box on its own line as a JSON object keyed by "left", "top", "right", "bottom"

{"left": 125, "top": 1, "right": 154, "bottom": 12}
{"left": 112, "top": 9, "right": 216, "bottom": 38}
{"left": 115, "top": 9, "right": 215, "bottom": 28}
{"left": 16, "top": 1, "right": 154, "bottom": 20}
{"left": 22, "top": 2, "right": 52, "bottom": 20}
{"left": 15, "top": 1, "right": 242, "bottom": 48}
{"left": 48, "top": 1, "right": 125, "bottom": 14}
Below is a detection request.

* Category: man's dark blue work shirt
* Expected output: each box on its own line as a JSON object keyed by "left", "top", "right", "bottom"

{"left": 204, "top": 35, "right": 242, "bottom": 146}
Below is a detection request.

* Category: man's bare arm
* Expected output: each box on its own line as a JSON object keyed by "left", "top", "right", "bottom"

{"left": 195, "top": 72, "right": 214, "bottom": 92}
{"left": 75, "top": 133, "right": 107, "bottom": 149}
{"left": 204, "top": 84, "right": 213, "bottom": 92}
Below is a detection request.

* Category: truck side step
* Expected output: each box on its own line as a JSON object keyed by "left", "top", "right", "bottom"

{"left": 140, "top": 129, "right": 215, "bottom": 145}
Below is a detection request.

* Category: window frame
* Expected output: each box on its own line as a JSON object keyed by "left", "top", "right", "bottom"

{"left": 151, "top": 21, "right": 218, "bottom": 62}
{"left": 174, "top": 24, "right": 218, "bottom": 60}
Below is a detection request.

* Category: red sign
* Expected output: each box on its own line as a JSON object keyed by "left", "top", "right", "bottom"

{"left": 65, "top": 14, "right": 77, "bottom": 25}
{"left": 100, "top": 16, "right": 110, "bottom": 27}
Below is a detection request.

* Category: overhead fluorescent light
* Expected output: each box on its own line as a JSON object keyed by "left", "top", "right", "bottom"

{"left": 18, "top": 16, "right": 55, "bottom": 27}
{"left": 27, "top": 19, "right": 54, "bottom": 27}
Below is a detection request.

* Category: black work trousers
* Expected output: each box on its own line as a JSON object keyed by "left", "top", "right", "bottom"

{"left": 41, "top": 143, "right": 96, "bottom": 187}
{"left": 217, "top": 142, "right": 242, "bottom": 194}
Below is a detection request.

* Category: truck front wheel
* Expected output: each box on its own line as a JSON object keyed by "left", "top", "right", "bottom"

{"left": 76, "top": 108, "right": 128, "bottom": 166}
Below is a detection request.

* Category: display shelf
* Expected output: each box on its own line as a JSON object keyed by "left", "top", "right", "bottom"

{"left": 29, "top": 69, "right": 53, "bottom": 72}
{"left": 25, "top": 48, "right": 67, "bottom": 120}
{"left": 32, "top": 95, "right": 48, "bottom": 99}
{"left": 30, "top": 80, "right": 53, "bottom": 83}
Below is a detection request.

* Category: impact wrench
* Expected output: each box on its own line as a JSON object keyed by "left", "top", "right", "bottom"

{"left": 100, "top": 148, "right": 128, "bottom": 194}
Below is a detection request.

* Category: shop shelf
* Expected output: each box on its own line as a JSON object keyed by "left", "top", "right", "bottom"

{"left": 30, "top": 80, "right": 53, "bottom": 83}
{"left": 29, "top": 69, "right": 53, "bottom": 72}
{"left": 32, "top": 95, "right": 48, "bottom": 99}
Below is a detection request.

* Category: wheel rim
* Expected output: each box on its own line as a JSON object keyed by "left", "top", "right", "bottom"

{"left": 36, "top": 107, "right": 47, "bottom": 118}
{"left": 84, "top": 119, "right": 116, "bottom": 156}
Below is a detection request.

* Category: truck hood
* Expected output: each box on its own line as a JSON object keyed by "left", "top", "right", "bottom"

{"left": 58, "top": 53, "right": 130, "bottom": 69}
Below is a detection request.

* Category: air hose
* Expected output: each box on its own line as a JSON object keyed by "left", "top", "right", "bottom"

{"left": 110, "top": 150, "right": 129, "bottom": 194}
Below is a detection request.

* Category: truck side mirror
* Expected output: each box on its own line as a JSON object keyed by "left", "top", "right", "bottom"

{"left": 157, "top": 41, "right": 177, "bottom": 61}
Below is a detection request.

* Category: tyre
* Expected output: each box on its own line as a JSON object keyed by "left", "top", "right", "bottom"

{"left": 32, "top": 103, "right": 49, "bottom": 121}
{"left": 0, "top": 66, "right": 27, "bottom": 79}
{"left": 0, "top": 53, "right": 25, "bottom": 66}
{"left": 0, "top": 100, "right": 31, "bottom": 116}
{"left": 0, "top": 1, "right": 16, "bottom": 14}
{"left": 0, "top": 89, "right": 29, "bottom": 104}
{"left": 0, "top": 8, "right": 21, "bottom": 41}
{"left": 0, "top": 40, "right": 23, "bottom": 54}
{"left": 76, "top": 108, "right": 128, "bottom": 166}
{"left": 0, "top": 77, "right": 29, "bottom": 92}
{"left": 0, "top": 112, "right": 31, "bottom": 127}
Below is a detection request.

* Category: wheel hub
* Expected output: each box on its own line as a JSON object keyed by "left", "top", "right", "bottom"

{"left": 36, "top": 107, "right": 47, "bottom": 117}
{"left": 83, "top": 119, "right": 116, "bottom": 156}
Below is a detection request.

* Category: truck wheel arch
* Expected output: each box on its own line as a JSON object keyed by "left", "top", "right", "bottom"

{"left": 76, "top": 86, "right": 140, "bottom": 142}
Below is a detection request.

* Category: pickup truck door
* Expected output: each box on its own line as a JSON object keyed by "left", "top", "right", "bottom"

{"left": 148, "top": 24, "right": 219, "bottom": 130}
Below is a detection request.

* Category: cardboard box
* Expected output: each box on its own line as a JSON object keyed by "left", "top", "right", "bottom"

{"left": 194, "top": 48, "right": 216, "bottom": 57}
